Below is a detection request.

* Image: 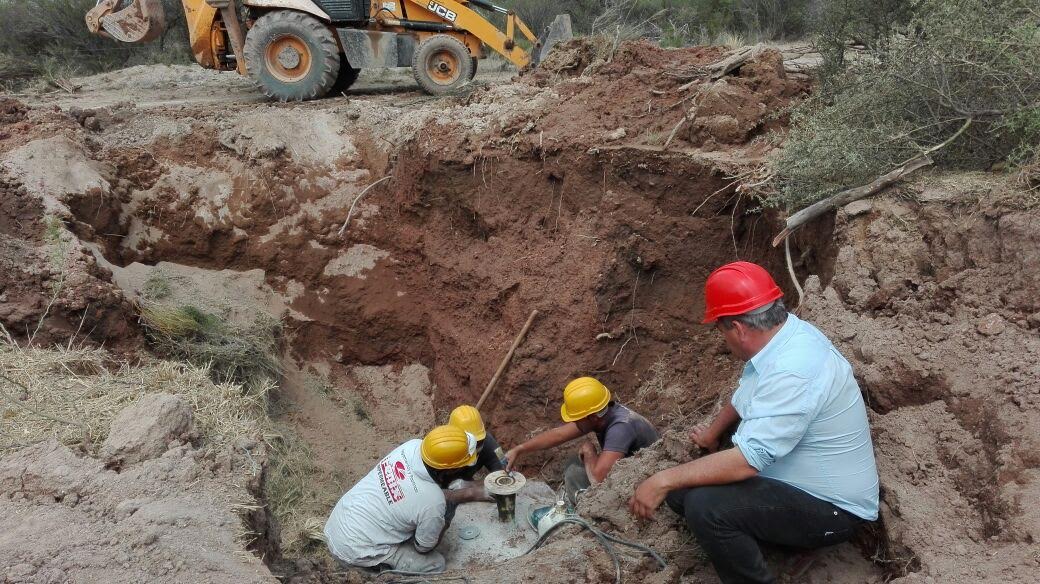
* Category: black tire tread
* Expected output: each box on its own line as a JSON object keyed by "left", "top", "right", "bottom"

{"left": 411, "top": 34, "right": 474, "bottom": 96}
{"left": 243, "top": 10, "right": 340, "bottom": 102}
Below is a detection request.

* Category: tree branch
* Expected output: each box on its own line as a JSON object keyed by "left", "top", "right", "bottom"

{"left": 771, "top": 117, "right": 974, "bottom": 247}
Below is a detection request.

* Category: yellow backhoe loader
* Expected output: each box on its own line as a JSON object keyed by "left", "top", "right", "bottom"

{"left": 86, "top": 0, "right": 572, "bottom": 100}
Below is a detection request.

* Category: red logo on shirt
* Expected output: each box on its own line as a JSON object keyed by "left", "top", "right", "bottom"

{"left": 379, "top": 458, "right": 405, "bottom": 504}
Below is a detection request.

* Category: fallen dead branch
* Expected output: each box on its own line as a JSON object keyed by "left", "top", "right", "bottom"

{"left": 662, "top": 110, "right": 692, "bottom": 149}
{"left": 771, "top": 117, "right": 974, "bottom": 246}
{"left": 677, "top": 44, "right": 765, "bottom": 91}
{"left": 771, "top": 155, "right": 934, "bottom": 246}
{"left": 46, "top": 78, "right": 81, "bottom": 93}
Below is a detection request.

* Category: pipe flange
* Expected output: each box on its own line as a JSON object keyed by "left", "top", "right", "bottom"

{"left": 484, "top": 470, "right": 526, "bottom": 496}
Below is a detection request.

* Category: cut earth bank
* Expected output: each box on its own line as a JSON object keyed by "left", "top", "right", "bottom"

{"left": 1, "top": 40, "right": 1038, "bottom": 583}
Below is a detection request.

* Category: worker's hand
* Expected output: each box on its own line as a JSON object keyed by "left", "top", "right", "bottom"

{"left": 690, "top": 426, "right": 720, "bottom": 453}
{"left": 578, "top": 441, "right": 597, "bottom": 461}
{"left": 504, "top": 447, "right": 522, "bottom": 471}
{"left": 628, "top": 473, "right": 669, "bottom": 519}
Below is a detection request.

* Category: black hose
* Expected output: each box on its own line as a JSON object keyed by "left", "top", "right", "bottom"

{"left": 373, "top": 515, "right": 667, "bottom": 584}
{"left": 598, "top": 530, "right": 668, "bottom": 569}
{"left": 527, "top": 517, "right": 622, "bottom": 584}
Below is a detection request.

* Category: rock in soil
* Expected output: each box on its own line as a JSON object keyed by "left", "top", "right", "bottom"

{"left": 101, "top": 394, "right": 195, "bottom": 467}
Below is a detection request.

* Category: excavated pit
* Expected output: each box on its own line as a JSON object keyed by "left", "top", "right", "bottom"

{"left": 20, "top": 114, "right": 865, "bottom": 582}
{"left": 3, "top": 42, "right": 1039, "bottom": 584}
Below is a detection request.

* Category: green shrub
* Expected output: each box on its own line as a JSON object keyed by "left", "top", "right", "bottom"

{"left": 806, "top": 0, "right": 914, "bottom": 85}
{"left": 501, "top": 0, "right": 811, "bottom": 44}
{"left": 769, "top": 0, "right": 1040, "bottom": 210}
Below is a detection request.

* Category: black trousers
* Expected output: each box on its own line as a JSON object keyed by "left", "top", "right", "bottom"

{"left": 666, "top": 477, "right": 864, "bottom": 584}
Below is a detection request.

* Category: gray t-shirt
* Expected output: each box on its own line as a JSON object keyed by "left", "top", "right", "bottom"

{"left": 596, "top": 404, "right": 659, "bottom": 456}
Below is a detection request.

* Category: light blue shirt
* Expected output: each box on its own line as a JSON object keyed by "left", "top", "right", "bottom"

{"left": 731, "top": 314, "right": 879, "bottom": 520}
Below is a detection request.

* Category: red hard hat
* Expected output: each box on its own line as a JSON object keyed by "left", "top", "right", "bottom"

{"left": 702, "top": 261, "right": 783, "bottom": 323}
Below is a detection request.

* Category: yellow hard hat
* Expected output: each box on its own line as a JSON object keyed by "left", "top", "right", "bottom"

{"left": 420, "top": 425, "right": 479, "bottom": 470}
{"left": 560, "top": 377, "right": 612, "bottom": 422}
{"left": 449, "top": 405, "right": 486, "bottom": 441}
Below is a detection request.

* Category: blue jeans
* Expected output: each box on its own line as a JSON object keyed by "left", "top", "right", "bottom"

{"left": 666, "top": 477, "right": 864, "bottom": 584}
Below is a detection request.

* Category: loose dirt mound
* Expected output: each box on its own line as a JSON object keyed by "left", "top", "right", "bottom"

{"left": 0, "top": 439, "right": 273, "bottom": 584}
{"left": 0, "top": 348, "right": 277, "bottom": 584}
{"left": 0, "top": 99, "right": 139, "bottom": 349}
{"left": 0, "top": 97, "right": 27, "bottom": 125}
{"left": 520, "top": 40, "right": 806, "bottom": 156}
{"left": 799, "top": 176, "right": 1040, "bottom": 582}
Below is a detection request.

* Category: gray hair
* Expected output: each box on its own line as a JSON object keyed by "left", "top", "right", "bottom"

{"left": 718, "top": 299, "right": 788, "bottom": 331}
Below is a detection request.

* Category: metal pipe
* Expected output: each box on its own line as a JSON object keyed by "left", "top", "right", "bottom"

{"left": 467, "top": 0, "right": 508, "bottom": 15}
{"left": 380, "top": 17, "right": 455, "bottom": 32}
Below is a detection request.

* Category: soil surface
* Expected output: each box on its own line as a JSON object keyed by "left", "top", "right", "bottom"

{"left": 2, "top": 41, "right": 1038, "bottom": 584}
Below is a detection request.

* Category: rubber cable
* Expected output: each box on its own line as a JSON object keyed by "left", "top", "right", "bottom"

{"left": 375, "top": 515, "right": 667, "bottom": 584}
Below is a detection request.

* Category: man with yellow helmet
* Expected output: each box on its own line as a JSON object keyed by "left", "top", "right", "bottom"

{"left": 448, "top": 404, "right": 507, "bottom": 481}
{"left": 504, "top": 376, "right": 658, "bottom": 504}
{"left": 324, "top": 425, "right": 478, "bottom": 573}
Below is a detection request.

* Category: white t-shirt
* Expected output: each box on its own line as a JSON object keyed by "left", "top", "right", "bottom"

{"left": 324, "top": 439, "right": 446, "bottom": 566}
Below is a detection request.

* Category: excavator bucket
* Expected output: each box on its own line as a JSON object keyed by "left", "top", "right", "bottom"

{"left": 531, "top": 14, "right": 573, "bottom": 66}
{"left": 86, "top": 0, "right": 166, "bottom": 44}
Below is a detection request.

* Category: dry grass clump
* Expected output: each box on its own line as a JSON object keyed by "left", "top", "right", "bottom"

{"left": 264, "top": 424, "right": 340, "bottom": 555}
{"left": 0, "top": 341, "right": 272, "bottom": 454}
{"left": 139, "top": 301, "right": 282, "bottom": 388}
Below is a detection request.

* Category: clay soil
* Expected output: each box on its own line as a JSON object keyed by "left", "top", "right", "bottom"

{"left": 2, "top": 42, "right": 1039, "bottom": 584}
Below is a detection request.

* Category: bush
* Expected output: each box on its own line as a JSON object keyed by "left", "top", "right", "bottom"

{"left": 0, "top": 0, "right": 190, "bottom": 86}
{"left": 806, "top": 0, "right": 914, "bottom": 84}
{"left": 502, "top": 0, "right": 812, "bottom": 45}
{"left": 769, "top": 0, "right": 1040, "bottom": 210}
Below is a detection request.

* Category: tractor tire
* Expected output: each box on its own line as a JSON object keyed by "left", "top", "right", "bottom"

{"left": 330, "top": 60, "right": 361, "bottom": 95}
{"left": 412, "top": 34, "right": 474, "bottom": 96}
{"left": 469, "top": 57, "right": 478, "bottom": 80}
{"left": 243, "top": 10, "right": 340, "bottom": 102}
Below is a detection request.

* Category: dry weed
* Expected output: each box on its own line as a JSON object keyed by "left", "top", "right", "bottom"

{"left": 0, "top": 341, "right": 273, "bottom": 454}
{"left": 264, "top": 424, "right": 339, "bottom": 555}
{"left": 139, "top": 301, "right": 282, "bottom": 388}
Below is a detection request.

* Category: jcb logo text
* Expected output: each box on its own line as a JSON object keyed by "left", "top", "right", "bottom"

{"left": 427, "top": 1, "right": 457, "bottom": 22}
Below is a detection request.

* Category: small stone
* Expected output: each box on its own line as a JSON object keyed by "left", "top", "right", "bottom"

{"left": 923, "top": 330, "right": 946, "bottom": 343}
{"left": 234, "top": 437, "right": 258, "bottom": 451}
{"left": 843, "top": 200, "right": 874, "bottom": 217}
{"left": 1027, "top": 312, "right": 1040, "bottom": 329}
{"left": 139, "top": 530, "right": 159, "bottom": 547}
{"left": 976, "top": 313, "right": 1006, "bottom": 336}
{"left": 604, "top": 127, "right": 627, "bottom": 141}
{"left": 101, "top": 394, "right": 195, "bottom": 467}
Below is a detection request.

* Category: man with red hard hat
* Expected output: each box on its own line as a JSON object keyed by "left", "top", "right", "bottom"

{"left": 628, "top": 261, "right": 879, "bottom": 584}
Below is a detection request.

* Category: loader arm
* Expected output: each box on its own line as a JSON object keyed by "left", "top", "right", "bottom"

{"left": 400, "top": 0, "right": 542, "bottom": 68}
